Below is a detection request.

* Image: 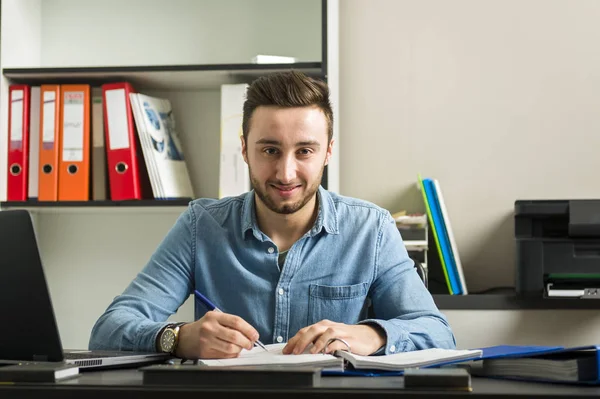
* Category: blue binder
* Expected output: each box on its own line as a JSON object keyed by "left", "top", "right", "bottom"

{"left": 473, "top": 344, "right": 600, "bottom": 385}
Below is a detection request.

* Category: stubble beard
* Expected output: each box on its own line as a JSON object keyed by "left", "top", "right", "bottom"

{"left": 250, "top": 166, "right": 324, "bottom": 215}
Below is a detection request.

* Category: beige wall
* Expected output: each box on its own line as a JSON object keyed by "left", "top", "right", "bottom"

{"left": 339, "top": 0, "right": 600, "bottom": 293}
{"left": 339, "top": 0, "right": 600, "bottom": 348}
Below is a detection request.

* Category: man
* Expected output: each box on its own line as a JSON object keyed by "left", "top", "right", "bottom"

{"left": 89, "top": 71, "right": 456, "bottom": 359}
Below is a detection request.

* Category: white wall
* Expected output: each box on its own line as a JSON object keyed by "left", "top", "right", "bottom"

{"left": 339, "top": 0, "right": 600, "bottom": 348}
{"left": 39, "top": 0, "right": 321, "bottom": 67}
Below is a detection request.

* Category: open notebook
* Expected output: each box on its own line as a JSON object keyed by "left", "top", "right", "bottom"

{"left": 193, "top": 344, "right": 482, "bottom": 372}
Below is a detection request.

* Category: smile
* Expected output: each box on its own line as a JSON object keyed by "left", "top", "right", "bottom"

{"left": 272, "top": 185, "right": 300, "bottom": 197}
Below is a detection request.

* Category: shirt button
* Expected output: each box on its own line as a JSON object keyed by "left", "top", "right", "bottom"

{"left": 277, "top": 336, "right": 283, "bottom": 343}
{"left": 268, "top": 247, "right": 275, "bottom": 254}
{"left": 278, "top": 288, "right": 284, "bottom": 295}
{"left": 390, "top": 345, "right": 396, "bottom": 353}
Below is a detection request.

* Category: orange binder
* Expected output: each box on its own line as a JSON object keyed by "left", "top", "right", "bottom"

{"left": 38, "top": 85, "right": 61, "bottom": 201}
{"left": 58, "top": 85, "right": 91, "bottom": 201}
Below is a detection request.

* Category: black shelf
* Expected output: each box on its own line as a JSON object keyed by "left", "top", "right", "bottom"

{"left": 433, "top": 294, "right": 600, "bottom": 310}
{"left": 2, "top": 62, "right": 324, "bottom": 90}
{"left": 0, "top": 199, "right": 192, "bottom": 208}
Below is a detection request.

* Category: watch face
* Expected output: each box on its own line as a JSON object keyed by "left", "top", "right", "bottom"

{"left": 161, "top": 329, "right": 176, "bottom": 352}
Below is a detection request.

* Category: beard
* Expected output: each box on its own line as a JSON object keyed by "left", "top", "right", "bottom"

{"left": 250, "top": 166, "right": 324, "bottom": 215}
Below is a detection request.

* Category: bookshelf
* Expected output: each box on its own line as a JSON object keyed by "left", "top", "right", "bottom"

{"left": 0, "top": 0, "right": 340, "bottom": 349}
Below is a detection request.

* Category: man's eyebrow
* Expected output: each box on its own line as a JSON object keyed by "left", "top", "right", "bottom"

{"left": 255, "top": 138, "right": 281, "bottom": 145}
{"left": 254, "top": 139, "right": 321, "bottom": 148}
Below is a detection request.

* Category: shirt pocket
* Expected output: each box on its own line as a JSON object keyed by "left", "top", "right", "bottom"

{"left": 308, "top": 282, "right": 369, "bottom": 325}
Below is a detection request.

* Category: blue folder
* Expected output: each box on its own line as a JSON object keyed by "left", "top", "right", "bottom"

{"left": 473, "top": 344, "right": 600, "bottom": 385}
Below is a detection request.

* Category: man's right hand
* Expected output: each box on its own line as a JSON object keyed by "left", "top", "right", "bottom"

{"left": 175, "top": 310, "right": 261, "bottom": 359}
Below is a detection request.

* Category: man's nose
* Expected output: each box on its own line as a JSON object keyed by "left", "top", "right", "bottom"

{"left": 276, "top": 154, "right": 297, "bottom": 183}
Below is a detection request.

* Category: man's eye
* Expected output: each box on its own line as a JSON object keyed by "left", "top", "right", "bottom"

{"left": 298, "top": 149, "right": 312, "bottom": 155}
{"left": 264, "top": 148, "right": 278, "bottom": 155}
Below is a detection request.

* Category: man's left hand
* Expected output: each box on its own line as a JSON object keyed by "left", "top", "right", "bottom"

{"left": 282, "top": 320, "right": 386, "bottom": 356}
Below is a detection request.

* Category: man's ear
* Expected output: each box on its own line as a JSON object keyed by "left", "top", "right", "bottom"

{"left": 324, "top": 139, "right": 334, "bottom": 166}
{"left": 241, "top": 135, "right": 248, "bottom": 164}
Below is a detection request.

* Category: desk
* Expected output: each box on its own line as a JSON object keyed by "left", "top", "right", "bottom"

{"left": 1, "top": 369, "right": 600, "bottom": 399}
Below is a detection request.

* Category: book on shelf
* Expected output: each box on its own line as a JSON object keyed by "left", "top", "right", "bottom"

{"left": 417, "top": 175, "right": 467, "bottom": 295}
{"left": 129, "top": 92, "right": 195, "bottom": 200}
{"left": 0, "top": 362, "right": 79, "bottom": 383}
{"left": 219, "top": 83, "right": 251, "bottom": 199}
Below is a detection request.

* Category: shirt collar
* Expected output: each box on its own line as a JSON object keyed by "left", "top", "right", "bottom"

{"left": 241, "top": 186, "right": 339, "bottom": 240}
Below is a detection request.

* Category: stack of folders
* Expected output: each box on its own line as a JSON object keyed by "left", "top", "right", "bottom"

{"left": 5, "top": 82, "right": 196, "bottom": 203}
{"left": 417, "top": 174, "right": 468, "bottom": 295}
{"left": 469, "top": 345, "right": 600, "bottom": 385}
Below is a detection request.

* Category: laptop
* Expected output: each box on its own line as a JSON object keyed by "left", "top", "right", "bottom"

{"left": 0, "top": 209, "right": 172, "bottom": 370}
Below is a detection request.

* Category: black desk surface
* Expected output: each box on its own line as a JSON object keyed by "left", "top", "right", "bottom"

{"left": 1, "top": 368, "right": 600, "bottom": 399}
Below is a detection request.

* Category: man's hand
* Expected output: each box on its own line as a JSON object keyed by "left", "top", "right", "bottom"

{"left": 175, "top": 311, "right": 261, "bottom": 359}
{"left": 282, "top": 320, "right": 386, "bottom": 356}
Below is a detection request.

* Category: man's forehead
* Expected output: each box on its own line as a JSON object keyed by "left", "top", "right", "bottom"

{"left": 248, "top": 107, "right": 328, "bottom": 143}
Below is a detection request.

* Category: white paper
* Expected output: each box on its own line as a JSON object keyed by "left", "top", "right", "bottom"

{"left": 219, "top": 84, "right": 250, "bottom": 198}
{"left": 105, "top": 89, "right": 130, "bottom": 150}
{"left": 336, "top": 348, "right": 483, "bottom": 371}
{"left": 42, "top": 91, "right": 56, "bottom": 144}
{"left": 62, "top": 91, "right": 85, "bottom": 162}
{"left": 197, "top": 343, "right": 343, "bottom": 369}
{"left": 10, "top": 90, "right": 24, "bottom": 143}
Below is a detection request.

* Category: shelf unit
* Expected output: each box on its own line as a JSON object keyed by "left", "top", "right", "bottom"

{"left": 0, "top": 0, "right": 339, "bottom": 350}
{"left": 433, "top": 294, "right": 600, "bottom": 310}
{"left": 0, "top": 0, "right": 339, "bottom": 204}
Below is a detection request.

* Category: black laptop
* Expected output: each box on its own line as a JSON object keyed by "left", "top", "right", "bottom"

{"left": 0, "top": 209, "right": 171, "bottom": 370}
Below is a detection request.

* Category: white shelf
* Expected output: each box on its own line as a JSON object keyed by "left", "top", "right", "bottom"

{"left": 3, "top": 63, "right": 324, "bottom": 91}
{"left": 0, "top": 199, "right": 191, "bottom": 214}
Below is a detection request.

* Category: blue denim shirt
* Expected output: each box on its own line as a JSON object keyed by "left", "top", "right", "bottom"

{"left": 89, "top": 187, "right": 456, "bottom": 354}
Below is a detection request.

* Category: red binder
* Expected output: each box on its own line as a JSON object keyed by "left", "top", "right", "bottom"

{"left": 102, "top": 82, "right": 150, "bottom": 201}
{"left": 7, "top": 85, "right": 31, "bottom": 201}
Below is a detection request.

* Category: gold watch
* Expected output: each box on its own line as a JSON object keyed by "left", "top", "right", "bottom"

{"left": 157, "top": 322, "right": 186, "bottom": 354}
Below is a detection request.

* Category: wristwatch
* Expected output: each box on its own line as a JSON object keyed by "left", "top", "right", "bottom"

{"left": 157, "top": 322, "right": 186, "bottom": 354}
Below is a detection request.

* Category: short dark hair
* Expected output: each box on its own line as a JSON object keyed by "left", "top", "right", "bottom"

{"left": 242, "top": 70, "right": 333, "bottom": 143}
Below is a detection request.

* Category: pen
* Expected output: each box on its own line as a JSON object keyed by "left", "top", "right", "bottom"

{"left": 193, "top": 289, "right": 268, "bottom": 351}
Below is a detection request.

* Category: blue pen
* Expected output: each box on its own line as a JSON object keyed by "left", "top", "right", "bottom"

{"left": 194, "top": 289, "right": 268, "bottom": 351}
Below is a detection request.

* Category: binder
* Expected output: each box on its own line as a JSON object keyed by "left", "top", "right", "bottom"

{"left": 38, "top": 85, "right": 62, "bottom": 201}
{"left": 58, "top": 85, "right": 91, "bottom": 201}
{"left": 418, "top": 174, "right": 454, "bottom": 294}
{"left": 432, "top": 178, "right": 468, "bottom": 294}
{"left": 102, "top": 82, "right": 150, "bottom": 201}
{"left": 28, "top": 86, "right": 41, "bottom": 199}
{"left": 91, "top": 87, "right": 108, "bottom": 200}
{"left": 7, "top": 85, "right": 31, "bottom": 201}
{"left": 471, "top": 344, "right": 600, "bottom": 385}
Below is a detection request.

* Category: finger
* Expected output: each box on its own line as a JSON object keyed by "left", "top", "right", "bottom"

{"left": 290, "top": 325, "right": 328, "bottom": 355}
{"left": 310, "top": 327, "right": 339, "bottom": 354}
{"left": 203, "top": 346, "right": 242, "bottom": 359}
{"left": 209, "top": 333, "right": 251, "bottom": 355}
{"left": 214, "top": 323, "right": 257, "bottom": 351}
{"left": 215, "top": 312, "right": 260, "bottom": 344}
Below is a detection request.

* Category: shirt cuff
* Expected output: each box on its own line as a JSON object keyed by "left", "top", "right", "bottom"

{"left": 358, "top": 319, "right": 411, "bottom": 355}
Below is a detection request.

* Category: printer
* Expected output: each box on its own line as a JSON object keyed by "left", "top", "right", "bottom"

{"left": 515, "top": 199, "right": 600, "bottom": 298}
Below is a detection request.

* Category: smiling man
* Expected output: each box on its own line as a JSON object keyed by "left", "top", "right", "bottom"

{"left": 89, "top": 71, "right": 456, "bottom": 359}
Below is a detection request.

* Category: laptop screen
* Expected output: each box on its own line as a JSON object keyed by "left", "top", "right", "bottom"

{"left": 0, "top": 210, "right": 65, "bottom": 362}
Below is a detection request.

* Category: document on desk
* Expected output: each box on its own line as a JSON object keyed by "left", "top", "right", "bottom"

{"left": 195, "top": 344, "right": 482, "bottom": 372}
{"left": 195, "top": 343, "right": 344, "bottom": 370}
